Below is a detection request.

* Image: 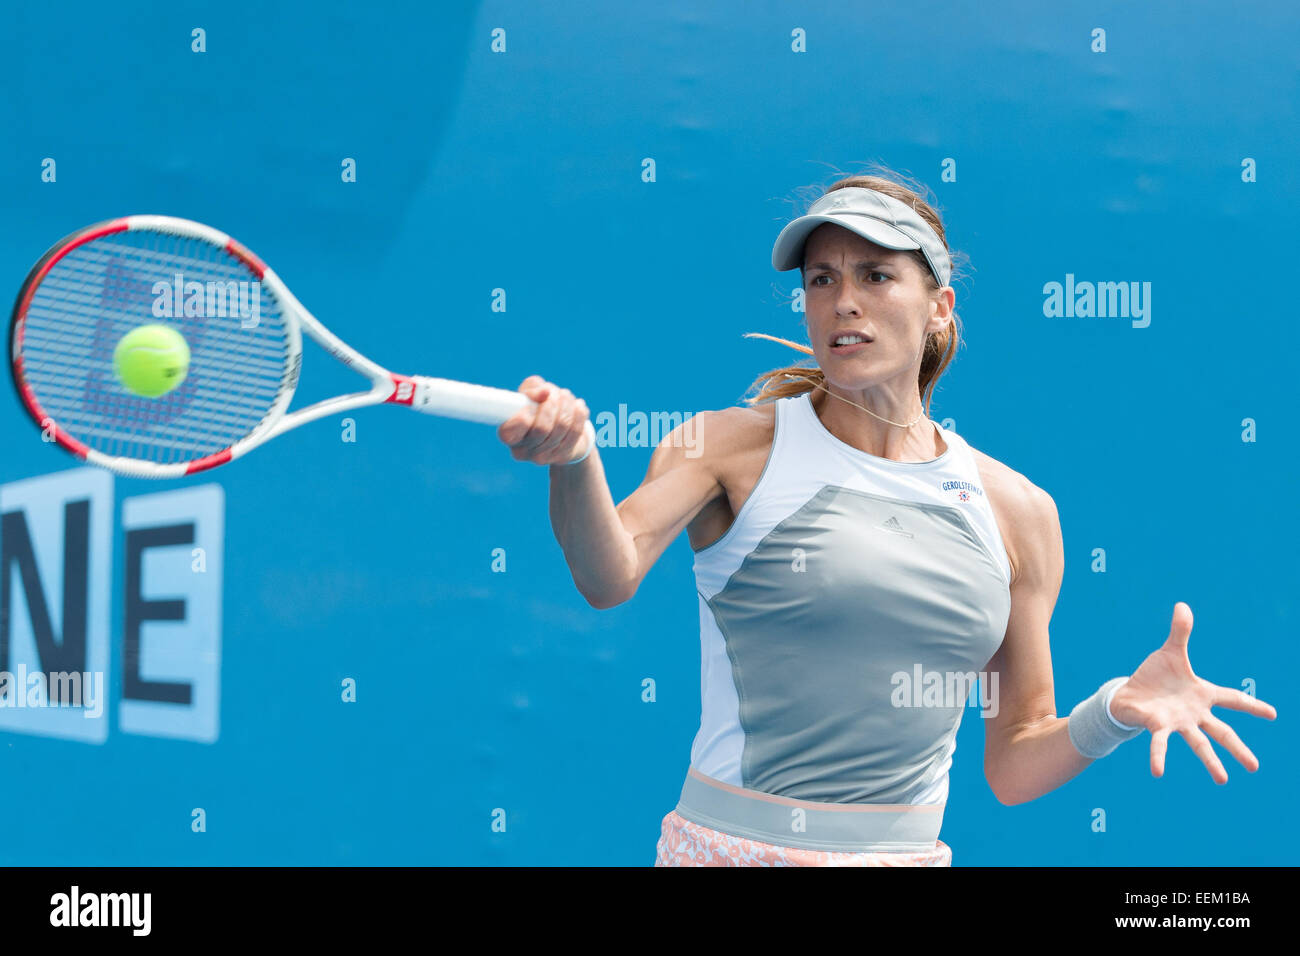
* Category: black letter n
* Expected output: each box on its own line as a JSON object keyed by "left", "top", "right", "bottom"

{"left": 0, "top": 501, "right": 90, "bottom": 676}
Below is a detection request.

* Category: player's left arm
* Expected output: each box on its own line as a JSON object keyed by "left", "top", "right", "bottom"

{"left": 979, "top": 473, "right": 1094, "bottom": 806}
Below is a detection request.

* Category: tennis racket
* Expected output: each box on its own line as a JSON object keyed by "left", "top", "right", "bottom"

{"left": 9, "top": 215, "right": 594, "bottom": 478}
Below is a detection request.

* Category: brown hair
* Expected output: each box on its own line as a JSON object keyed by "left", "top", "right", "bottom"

{"left": 744, "top": 165, "right": 966, "bottom": 417}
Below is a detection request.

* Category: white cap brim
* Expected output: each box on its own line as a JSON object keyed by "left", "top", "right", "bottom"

{"left": 771, "top": 214, "right": 918, "bottom": 272}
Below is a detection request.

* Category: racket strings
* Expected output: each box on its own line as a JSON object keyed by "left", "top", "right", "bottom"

{"left": 18, "top": 229, "right": 292, "bottom": 464}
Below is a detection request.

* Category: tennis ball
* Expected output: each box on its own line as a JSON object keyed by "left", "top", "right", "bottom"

{"left": 113, "top": 324, "right": 190, "bottom": 398}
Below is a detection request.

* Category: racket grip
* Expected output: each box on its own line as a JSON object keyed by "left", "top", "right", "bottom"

{"left": 408, "top": 375, "right": 597, "bottom": 464}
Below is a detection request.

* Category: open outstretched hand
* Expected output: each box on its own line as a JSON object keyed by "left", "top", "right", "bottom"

{"left": 1108, "top": 602, "right": 1277, "bottom": 783}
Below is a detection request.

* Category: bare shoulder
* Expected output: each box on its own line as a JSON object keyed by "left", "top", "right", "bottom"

{"left": 965, "top": 441, "right": 1060, "bottom": 587}
{"left": 679, "top": 402, "right": 777, "bottom": 552}
{"left": 642, "top": 403, "right": 773, "bottom": 475}
{"left": 700, "top": 402, "right": 778, "bottom": 461}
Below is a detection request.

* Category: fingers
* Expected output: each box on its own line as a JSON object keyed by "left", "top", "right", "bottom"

{"left": 1181, "top": 725, "right": 1228, "bottom": 784}
{"left": 532, "top": 387, "right": 581, "bottom": 458}
{"left": 499, "top": 375, "right": 560, "bottom": 455}
{"left": 1164, "top": 601, "right": 1194, "bottom": 656}
{"left": 1200, "top": 714, "right": 1260, "bottom": 773}
{"left": 1145, "top": 681, "right": 1272, "bottom": 782}
{"left": 1211, "top": 685, "right": 1278, "bottom": 720}
{"left": 1151, "top": 722, "right": 1228, "bottom": 784}
{"left": 549, "top": 393, "right": 591, "bottom": 463}
{"left": 498, "top": 376, "right": 591, "bottom": 465}
{"left": 521, "top": 382, "right": 562, "bottom": 457}
{"left": 1150, "top": 728, "right": 1170, "bottom": 778}
{"left": 497, "top": 376, "right": 548, "bottom": 447}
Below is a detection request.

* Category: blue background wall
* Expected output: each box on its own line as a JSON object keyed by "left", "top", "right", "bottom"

{"left": 0, "top": 0, "right": 1294, "bottom": 865}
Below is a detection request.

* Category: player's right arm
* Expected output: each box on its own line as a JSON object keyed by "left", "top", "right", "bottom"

{"left": 498, "top": 375, "right": 728, "bottom": 608}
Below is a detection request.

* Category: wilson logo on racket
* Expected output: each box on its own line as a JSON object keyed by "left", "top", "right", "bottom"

{"left": 389, "top": 376, "right": 417, "bottom": 406}
{"left": 8, "top": 216, "right": 595, "bottom": 478}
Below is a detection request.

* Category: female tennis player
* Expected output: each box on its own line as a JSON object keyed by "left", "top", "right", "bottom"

{"left": 496, "top": 170, "right": 1277, "bottom": 867}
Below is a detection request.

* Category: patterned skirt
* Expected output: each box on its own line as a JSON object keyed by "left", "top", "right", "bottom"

{"left": 654, "top": 810, "right": 952, "bottom": 867}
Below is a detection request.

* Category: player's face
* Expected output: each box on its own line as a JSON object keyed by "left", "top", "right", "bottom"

{"left": 801, "top": 223, "right": 951, "bottom": 392}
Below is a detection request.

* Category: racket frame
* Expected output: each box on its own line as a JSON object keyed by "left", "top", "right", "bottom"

{"left": 10, "top": 215, "right": 586, "bottom": 478}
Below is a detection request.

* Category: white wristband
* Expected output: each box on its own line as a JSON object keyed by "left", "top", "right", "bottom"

{"left": 1068, "top": 676, "right": 1144, "bottom": 759}
{"left": 1103, "top": 678, "right": 1143, "bottom": 732}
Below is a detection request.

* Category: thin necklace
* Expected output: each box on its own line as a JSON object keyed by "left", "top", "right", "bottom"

{"left": 784, "top": 372, "right": 927, "bottom": 428}
{"left": 745, "top": 332, "right": 927, "bottom": 429}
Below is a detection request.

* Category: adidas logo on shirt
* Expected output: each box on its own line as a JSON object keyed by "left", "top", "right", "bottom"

{"left": 879, "top": 515, "right": 914, "bottom": 538}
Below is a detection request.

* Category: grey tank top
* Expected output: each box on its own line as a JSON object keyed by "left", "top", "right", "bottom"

{"left": 688, "top": 391, "right": 1012, "bottom": 807}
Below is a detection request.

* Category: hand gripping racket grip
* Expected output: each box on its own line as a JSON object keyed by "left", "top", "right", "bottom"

{"left": 407, "top": 375, "right": 596, "bottom": 464}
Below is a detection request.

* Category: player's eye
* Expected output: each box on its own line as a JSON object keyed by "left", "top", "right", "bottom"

{"left": 809, "top": 272, "right": 888, "bottom": 286}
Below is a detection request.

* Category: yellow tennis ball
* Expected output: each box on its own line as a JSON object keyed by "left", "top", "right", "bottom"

{"left": 113, "top": 324, "right": 190, "bottom": 398}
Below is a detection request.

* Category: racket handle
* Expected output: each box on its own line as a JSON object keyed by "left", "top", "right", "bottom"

{"left": 408, "top": 375, "right": 597, "bottom": 463}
